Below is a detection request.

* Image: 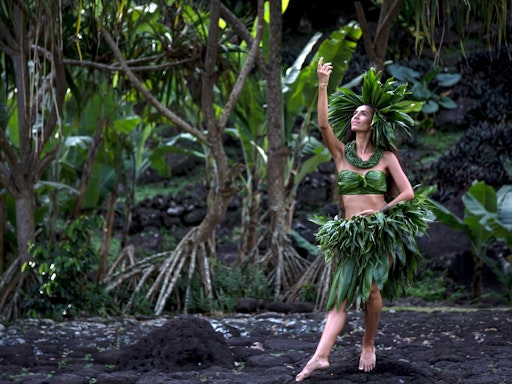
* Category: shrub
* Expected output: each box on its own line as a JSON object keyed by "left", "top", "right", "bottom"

{"left": 417, "top": 121, "right": 512, "bottom": 202}
{"left": 454, "top": 48, "right": 512, "bottom": 126}
{"left": 185, "top": 260, "right": 271, "bottom": 313}
{"left": 22, "top": 216, "right": 116, "bottom": 319}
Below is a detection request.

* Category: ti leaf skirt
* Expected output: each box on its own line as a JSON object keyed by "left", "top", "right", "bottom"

{"left": 312, "top": 190, "right": 434, "bottom": 311}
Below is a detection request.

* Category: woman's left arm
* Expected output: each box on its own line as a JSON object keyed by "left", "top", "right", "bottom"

{"left": 381, "top": 151, "right": 414, "bottom": 211}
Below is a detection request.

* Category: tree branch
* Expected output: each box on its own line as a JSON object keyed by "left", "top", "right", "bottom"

{"left": 34, "top": 147, "right": 59, "bottom": 180}
{"left": 40, "top": 2, "right": 67, "bottom": 151}
{"left": 0, "top": 18, "right": 19, "bottom": 52}
{"left": 63, "top": 56, "right": 198, "bottom": 73}
{"left": 218, "top": 0, "right": 264, "bottom": 129}
{"left": 32, "top": 43, "right": 197, "bottom": 73}
{"left": 0, "top": 165, "right": 12, "bottom": 191}
{"left": 0, "top": 128, "right": 19, "bottom": 169}
{"left": 69, "top": 118, "right": 106, "bottom": 219}
{"left": 200, "top": 0, "right": 220, "bottom": 137}
{"left": 219, "top": 1, "right": 268, "bottom": 75}
{"left": 373, "top": 0, "right": 405, "bottom": 58}
{"left": 219, "top": 3, "right": 255, "bottom": 46}
{"left": 30, "top": 72, "right": 53, "bottom": 127}
{"left": 100, "top": 28, "right": 208, "bottom": 144}
{"left": 354, "top": 1, "right": 377, "bottom": 63}
{"left": 0, "top": 41, "right": 16, "bottom": 56}
{"left": 12, "top": 0, "right": 29, "bottom": 14}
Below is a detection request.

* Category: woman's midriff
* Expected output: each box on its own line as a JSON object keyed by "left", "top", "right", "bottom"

{"left": 341, "top": 194, "right": 386, "bottom": 219}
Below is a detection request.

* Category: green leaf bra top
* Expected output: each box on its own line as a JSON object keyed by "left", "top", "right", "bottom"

{"left": 338, "top": 169, "right": 387, "bottom": 195}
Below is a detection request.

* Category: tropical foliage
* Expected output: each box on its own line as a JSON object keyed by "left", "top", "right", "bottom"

{"left": 431, "top": 181, "right": 512, "bottom": 301}
{"left": 386, "top": 63, "right": 461, "bottom": 114}
{"left": 22, "top": 216, "right": 113, "bottom": 319}
{"left": 0, "top": 0, "right": 510, "bottom": 320}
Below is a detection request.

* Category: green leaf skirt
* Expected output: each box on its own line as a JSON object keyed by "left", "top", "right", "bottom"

{"left": 312, "top": 191, "right": 434, "bottom": 311}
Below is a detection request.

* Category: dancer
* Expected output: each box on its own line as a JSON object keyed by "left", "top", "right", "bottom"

{"left": 295, "top": 58, "right": 432, "bottom": 381}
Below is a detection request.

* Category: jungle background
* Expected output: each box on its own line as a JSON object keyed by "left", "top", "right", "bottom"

{"left": 0, "top": 0, "right": 511, "bottom": 323}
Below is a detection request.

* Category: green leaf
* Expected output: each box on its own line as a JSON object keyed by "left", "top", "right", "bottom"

{"left": 438, "top": 96, "right": 457, "bottom": 110}
{"left": 113, "top": 115, "right": 141, "bottom": 134}
{"left": 290, "top": 229, "right": 320, "bottom": 257}
{"left": 486, "top": 217, "right": 512, "bottom": 250}
{"left": 436, "top": 73, "right": 462, "bottom": 87}
{"left": 282, "top": 32, "right": 323, "bottom": 93}
{"left": 294, "top": 145, "right": 331, "bottom": 185}
{"left": 361, "top": 267, "right": 373, "bottom": 299}
{"left": 430, "top": 199, "right": 470, "bottom": 234}
{"left": 465, "top": 215, "right": 493, "bottom": 248}
{"left": 387, "top": 64, "right": 421, "bottom": 82}
{"left": 422, "top": 100, "right": 439, "bottom": 114}
{"left": 497, "top": 185, "right": 512, "bottom": 229}
{"left": 464, "top": 181, "right": 497, "bottom": 215}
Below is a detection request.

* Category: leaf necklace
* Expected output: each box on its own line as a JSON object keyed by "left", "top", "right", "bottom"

{"left": 345, "top": 140, "right": 383, "bottom": 169}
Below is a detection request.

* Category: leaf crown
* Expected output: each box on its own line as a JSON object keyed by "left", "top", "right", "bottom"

{"left": 328, "top": 67, "right": 416, "bottom": 150}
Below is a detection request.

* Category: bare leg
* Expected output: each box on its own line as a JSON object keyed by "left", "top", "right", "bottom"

{"left": 359, "top": 282, "right": 382, "bottom": 372}
{"left": 296, "top": 301, "right": 347, "bottom": 382}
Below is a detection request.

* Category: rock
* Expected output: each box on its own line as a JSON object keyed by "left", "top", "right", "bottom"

{"left": 1, "top": 308, "right": 511, "bottom": 383}
{"left": 116, "top": 315, "right": 234, "bottom": 372}
{"left": 235, "top": 298, "right": 264, "bottom": 313}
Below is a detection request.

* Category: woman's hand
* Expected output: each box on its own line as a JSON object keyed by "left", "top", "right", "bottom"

{"left": 356, "top": 204, "right": 389, "bottom": 217}
{"left": 356, "top": 209, "right": 378, "bottom": 217}
{"left": 317, "top": 57, "right": 332, "bottom": 87}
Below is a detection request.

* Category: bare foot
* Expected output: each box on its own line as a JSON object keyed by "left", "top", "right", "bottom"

{"left": 295, "top": 357, "right": 329, "bottom": 381}
{"left": 358, "top": 345, "right": 376, "bottom": 372}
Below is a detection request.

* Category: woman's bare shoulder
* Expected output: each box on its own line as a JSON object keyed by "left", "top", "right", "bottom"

{"left": 381, "top": 150, "right": 404, "bottom": 172}
{"left": 382, "top": 150, "right": 399, "bottom": 163}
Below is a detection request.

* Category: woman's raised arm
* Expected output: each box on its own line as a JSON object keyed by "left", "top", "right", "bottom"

{"left": 317, "top": 57, "right": 344, "bottom": 167}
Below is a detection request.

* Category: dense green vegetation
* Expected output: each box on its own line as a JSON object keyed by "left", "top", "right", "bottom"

{"left": 1, "top": 0, "right": 510, "bottom": 320}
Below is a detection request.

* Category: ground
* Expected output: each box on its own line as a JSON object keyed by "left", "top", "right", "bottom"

{"left": 0, "top": 300, "right": 510, "bottom": 384}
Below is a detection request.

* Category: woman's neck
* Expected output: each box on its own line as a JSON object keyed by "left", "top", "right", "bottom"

{"left": 354, "top": 136, "right": 373, "bottom": 155}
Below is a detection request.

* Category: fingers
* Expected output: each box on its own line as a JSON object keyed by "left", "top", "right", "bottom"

{"left": 317, "top": 57, "right": 332, "bottom": 71}
{"left": 317, "top": 57, "right": 333, "bottom": 86}
{"left": 357, "top": 209, "right": 377, "bottom": 217}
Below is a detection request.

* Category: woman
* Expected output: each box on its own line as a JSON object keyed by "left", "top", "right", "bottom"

{"left": 296, "top": 58, "right": 431, "bottom": 381}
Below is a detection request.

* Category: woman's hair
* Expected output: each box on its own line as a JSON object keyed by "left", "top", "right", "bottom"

{"left": 343, "top": 104, "right": 375, "bottom": 144}
{"left": 344, "top": 104, "right": 401, "bottom": 152}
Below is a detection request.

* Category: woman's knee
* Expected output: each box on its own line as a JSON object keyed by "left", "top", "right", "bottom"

{"left": 369, "top": 282, "right": 381, "bottom": 298}
{"left": 329, "top": 299, "right": 348, "bottom": 314}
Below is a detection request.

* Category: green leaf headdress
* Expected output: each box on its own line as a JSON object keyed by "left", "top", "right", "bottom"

{"left": 328, "top": 68, "right": 417, "bottom": 150}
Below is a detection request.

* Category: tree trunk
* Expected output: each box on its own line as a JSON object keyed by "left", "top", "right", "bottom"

{"left": 237, "top": 188, "right": 262, "bottom": 265}
{"left": 354, "top": 0, "right": 405, "bottom": 70}
{"left": 10, "top": 27, "right": 35, "bottom": 264}
{"left": 0, "top": 1, "right": 65, "bottom": 262}
{"left": 0, "top": 1, "right": 67, "bottom": 320}
{"left": 98, "top": 189, "right": 118, "bottom": 282}
{"left": 14, "top": 186, "right": 35, "bottom": 264}
{"left": 71, "top": 118, "right": 107, "bottom": 220}
{"left": 266, "top": 0, "right": 285, "bottom": 225}
{"left": 265, "top": 0, "right": 289, "bottom": 298}
{"left": 472, "top": 251, "right": 484, "bottom": 300}
{"left": 197, "top": 0, "right": 228, "bottom": 244}
{"left": 0, "top": 195, "right": 5, "bottom": 274}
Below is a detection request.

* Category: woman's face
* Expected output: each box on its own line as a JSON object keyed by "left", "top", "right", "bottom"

{"left": 350, "top": 105, "right": 373, "bottom": 132}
